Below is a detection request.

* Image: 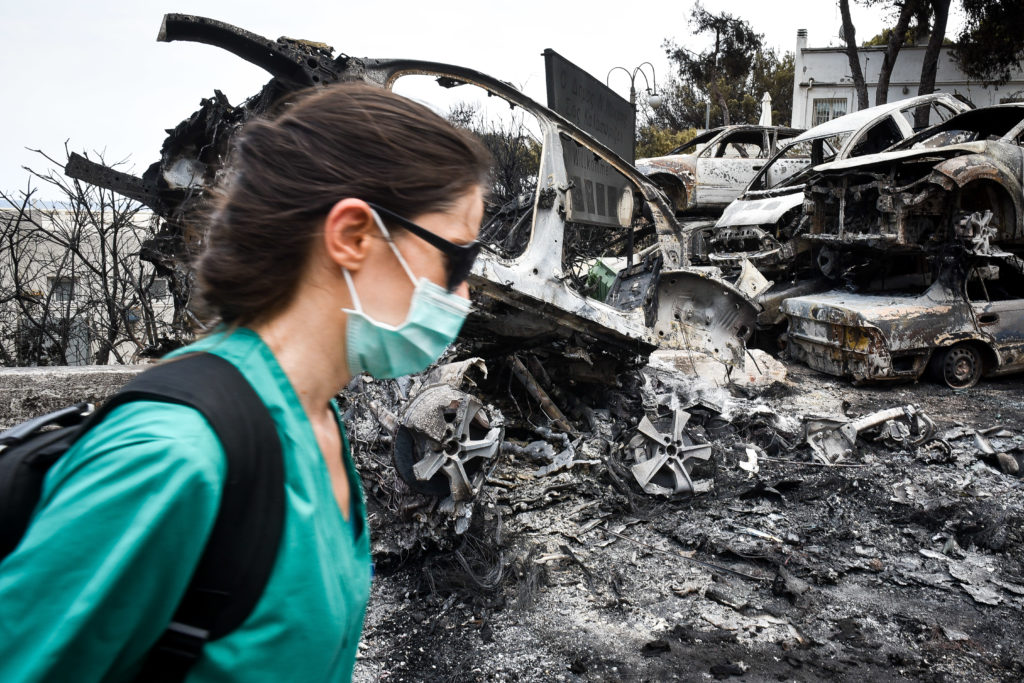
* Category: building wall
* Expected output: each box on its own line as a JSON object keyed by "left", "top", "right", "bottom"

{"left": 791, "top": 30, "right": 1024, "bottom": 128}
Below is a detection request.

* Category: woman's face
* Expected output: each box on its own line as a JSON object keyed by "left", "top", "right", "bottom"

{"left": 354, "top": 185, "right": 484, "bottom": 326}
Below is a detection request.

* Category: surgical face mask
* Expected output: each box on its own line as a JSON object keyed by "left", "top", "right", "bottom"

{"left": 341, "top": 211, "right": 472, "bottom": 378}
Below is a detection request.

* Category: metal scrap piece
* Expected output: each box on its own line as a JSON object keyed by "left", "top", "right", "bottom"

{"left": 509, "top": 356, "right": 574, "bottom": 434}
{"left": 804, "top": 405, "right": 935, "bottom": 464}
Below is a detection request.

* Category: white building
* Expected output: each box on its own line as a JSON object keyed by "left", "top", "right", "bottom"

{"left": 791, "top": 28, "right": 1024, "bottom": 128}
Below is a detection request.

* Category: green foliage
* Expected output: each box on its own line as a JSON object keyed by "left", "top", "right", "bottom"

{"left": 860, "top": 0, "right": 934, "bottom": 47}
{"left": 862, "top": 26, "right": 915, "bottom": 46}
{"left": 657, "top": 3, "right": 795, "bottom": 129}
{"left": 954, "top": 0, "right": 1024, "bottom": 85}
{"left": 635, "top": 125, "right": 697, "bottom": 158}
{"left": 862, "top": 25, "right": 952, "bottom": 47}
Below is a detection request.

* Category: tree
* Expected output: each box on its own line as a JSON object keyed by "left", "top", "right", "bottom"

{"left": 0, "top": 148, "right": 178, "bottom": 366}
{"left": 446, "top": 103, "right": 541, "bottom": 204}
{"left": 839, "top": 0, "right": 954, "bottom": 114}
{"left": 918, "top": 0, "right": 953, "bottom": 102}
{"left": 839, "top": 0, "right": 871, "bottom": 110}
{"left": 872, "top": 1, "right": 920, "bottom": 104}
{"left": 635, "top": 125, "right": 697, "bottom": 159}
{"left": 659, "top": 3, "right": 794, "bottom": 129}
{"left": 954, "top": 0, "right": 1024, "bottom": 85}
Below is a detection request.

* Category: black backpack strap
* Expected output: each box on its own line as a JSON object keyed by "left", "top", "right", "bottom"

{"left": 97, "top": 354, "right": 286, "bottom": 683}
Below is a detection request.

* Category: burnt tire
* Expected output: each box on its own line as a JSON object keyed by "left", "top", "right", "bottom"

{"left": 932, "top": 343, "right": 983, "bottom": 390}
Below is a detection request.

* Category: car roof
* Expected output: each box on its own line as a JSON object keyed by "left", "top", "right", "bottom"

{"left": 791, "top": 93, "right": 963, "bottom": 142}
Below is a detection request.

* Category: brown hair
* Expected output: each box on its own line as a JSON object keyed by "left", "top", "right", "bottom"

{"left": 197, "top": 82, "right": 491, "bottom": 325}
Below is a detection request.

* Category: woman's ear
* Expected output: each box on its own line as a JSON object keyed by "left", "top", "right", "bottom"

{"left": 323, "top": 198, "right": 377, "bottom": 272}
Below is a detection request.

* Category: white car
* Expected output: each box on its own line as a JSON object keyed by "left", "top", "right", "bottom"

{"left": 636, "top": 125, "right": 803, "bottom": 213}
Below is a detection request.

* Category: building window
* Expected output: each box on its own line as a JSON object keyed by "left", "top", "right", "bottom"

{"left": 149, "top": 277, "right": 170, "bottom": 298}
{"left": 813, "top": 98, "right": 848, "bottom": 125}
{"left": 49, "top": 277, "right": 75, "bottom": 302}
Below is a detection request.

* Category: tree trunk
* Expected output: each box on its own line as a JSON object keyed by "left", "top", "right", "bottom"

{"left": 717, "top": 84, "right": 732, "bottom": 126}
{"left": 708, "top": 28, "right": 731, "bottom": 126}
{"left": 876, "top": 2, "right": 915, "bottom": 105}
{"left": 918, "top": 0, "right": 951, "bottom": 96}
{"left": 916, "top": 0, "right": 951, "bottom": 125}
{"left": 839, "top": 0, "right": 870, "bottom": 110}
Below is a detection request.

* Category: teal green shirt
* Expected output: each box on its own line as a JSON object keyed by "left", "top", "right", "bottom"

{"left": 0, "top": 328, "right": 372, "bottom": 681}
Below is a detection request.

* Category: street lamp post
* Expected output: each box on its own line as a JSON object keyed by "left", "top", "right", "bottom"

{"left": 605, "top": 62, "right": 663, "bottom": 110}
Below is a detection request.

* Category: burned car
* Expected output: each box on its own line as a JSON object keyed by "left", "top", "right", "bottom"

{"left": 782, "top": 243, "right": 1024, "bottom": 388}
{"left": 783, "top": 104, "right": 1024, "bottom": 387}
{"left": 802, "top": 103, "right": 1024, "bottom": 262}
{"left": 700, "top": 94, "right": 969, "bottom": 285}
{"left": 65, "top": 14, "right": 760, "bottom": 500}
{"left": 636, "top": 125, "right": 802, "bottom": 214}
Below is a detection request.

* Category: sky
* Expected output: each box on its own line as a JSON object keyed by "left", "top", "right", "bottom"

{"left": 0, "top": 0, "right": 964, "bottom": 197}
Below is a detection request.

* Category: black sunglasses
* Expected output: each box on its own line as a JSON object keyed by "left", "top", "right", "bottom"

{"left": 366, "top": 202, "right": 481, "bottom": 292}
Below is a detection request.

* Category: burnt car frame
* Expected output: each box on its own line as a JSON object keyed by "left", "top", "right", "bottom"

{"left": 782, "top": 248, "right": 1024, "bottom": 388}
{"left": 782, "top": 103, "right": 1024, "bottom": 387}
{"left": 702, "top": 94, "right": 969, "bottom": 282}
{"left": 802, "top": 103, "right": 1024, "bottom": 261}
{"left": 65, "top": 14, "right": 759, "bottom": 370}
{"left": 636, "top": 125, "right": 803, "bottom": 214}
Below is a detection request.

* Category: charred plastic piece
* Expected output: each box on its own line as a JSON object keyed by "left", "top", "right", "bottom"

{"left": 803, "top": 405, "right": 935, "bottom": 465}
{"left": 393, "top": 385, "right": 503, "bottom": 500}
{"left": 629, "top": 409, "right": 712, "bottom": 495}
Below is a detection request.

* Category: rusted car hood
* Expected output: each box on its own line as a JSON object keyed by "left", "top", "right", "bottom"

{"left": 813, "top": 142, "right": 987, "bottom": 174}
{"left": 636, "top": 154, "right": 697, "bottom": 177}
{"left": 715, "top": 191, "right": 804, "bottom": 228}
{"left": 783, "top": 285, "right": 974, "bottom": 352}
{"left": 783, "top": 289, "right": 955, "bottom": 323}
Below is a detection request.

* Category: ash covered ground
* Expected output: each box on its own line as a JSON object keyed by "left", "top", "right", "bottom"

{"left": 344, "top": 355, "right": 1024, "bottom": 682}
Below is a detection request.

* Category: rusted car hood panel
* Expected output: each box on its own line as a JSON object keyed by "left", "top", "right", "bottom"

{"left": 635, "top": 154, "right": 697, "bottom": 178}
{"left": 783, "top": 288, "right": 974, "bottom": 352}
{"left": 715, "top": 191, "right": 804, "bottom": 228}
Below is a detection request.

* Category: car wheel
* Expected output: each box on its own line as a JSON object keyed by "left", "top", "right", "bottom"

{"left": 936, "top": 344, "right": 983, "bottom": 389}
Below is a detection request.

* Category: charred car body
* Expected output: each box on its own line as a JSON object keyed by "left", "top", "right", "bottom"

{"left": 65, "top": 14, "right": 760, "bottom": 499}
{"left": 700, "top": 94, "right": 968, "bottom": 285}
{"left": 782, "top": 104, "right": 1024, "bottom": 387}
{"left": 783, "top": 247, "right": 1024, "bottom": 388}
{"left": 636, "top": 125, "right": 803, "bottom": 214}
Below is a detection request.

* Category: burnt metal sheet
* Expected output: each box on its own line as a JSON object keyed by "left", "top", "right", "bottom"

{"left": 650, "top": 270, "right": 758, "bottom": 367}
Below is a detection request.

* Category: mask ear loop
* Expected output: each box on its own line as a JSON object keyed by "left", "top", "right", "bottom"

{"left": 341, "top": 267, "right": 364, "bottom": 314}
{"left": 370, "top": 208, "right": 419, "bottom": 286}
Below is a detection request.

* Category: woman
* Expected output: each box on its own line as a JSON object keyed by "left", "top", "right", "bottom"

{"left": 0, "top": 83, "right": 491, "bottom": 681}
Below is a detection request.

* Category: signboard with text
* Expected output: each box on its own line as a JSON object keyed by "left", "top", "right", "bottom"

{"left": 543, "top": 49, "right": 634, "bottom": 229}
{"left": 543, "top": 48, "right": 635, "bottom": 163}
